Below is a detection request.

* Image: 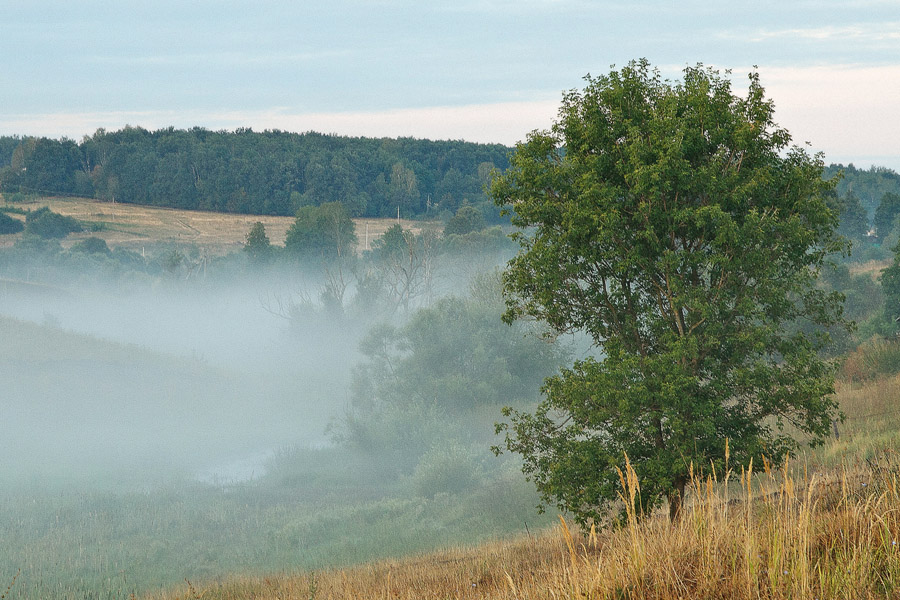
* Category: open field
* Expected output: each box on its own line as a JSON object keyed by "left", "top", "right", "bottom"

{"left": 0, "top": 196, "right": 436, "bottom": 255}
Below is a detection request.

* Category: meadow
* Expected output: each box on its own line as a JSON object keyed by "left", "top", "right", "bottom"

{"left": 138, "top": 363, "right": 900, "bottom": 600}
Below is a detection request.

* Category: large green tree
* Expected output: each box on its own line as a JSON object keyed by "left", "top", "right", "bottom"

{"left": 491, "top": 61, "right": 846, "bottom": 524}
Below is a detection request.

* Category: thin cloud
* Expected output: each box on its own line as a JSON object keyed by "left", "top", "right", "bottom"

{"left": 723, "top": 22, "right": 900, "bottom": 43}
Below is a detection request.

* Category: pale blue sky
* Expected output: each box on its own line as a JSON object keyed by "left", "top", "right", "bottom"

{"left": 2, "top": 0, "right": 899, "bottom": 168}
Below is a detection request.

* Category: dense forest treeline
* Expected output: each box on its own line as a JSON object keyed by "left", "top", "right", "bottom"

{"left": 0, "top": 128, "right": 508, "bottom": 220}
{"left": 824, "top": 163, "right": 900, "bottom": 220}
{"left": 4, "top": 128, "right": 900, "bottom": 232}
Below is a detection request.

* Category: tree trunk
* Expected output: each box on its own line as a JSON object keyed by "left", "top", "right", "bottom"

{"left": 668, "top": 477, "right": 687, "bottom": 522}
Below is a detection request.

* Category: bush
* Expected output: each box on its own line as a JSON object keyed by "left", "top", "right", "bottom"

{"left": 70, "top": 236, "right": 111, "bottom": 255}
{"left": 444, "top": 205, "right": 486, "bottom": 236}
{"left": 410, "top": 442, "right": 484, "bottom": 499}
{"left": 842, "top": 336, "right": 900, "bottom": 382}
{"left": 25, "top": 207, "right": 82, "bottom": 239}
{"left": 0, "top": 212, "right": 24, "bottom": 234}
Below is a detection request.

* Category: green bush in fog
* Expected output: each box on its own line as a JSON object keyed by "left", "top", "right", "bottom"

{"left": 24, "top": 207, "right": 82, "bottom": 239}
{"left": 0, "top": 212, "right": 23, "bottom": 234}
{"left": 337, "top": 274, "right": 569, "bottom": 474}
{"left": 70, "top": 236, "right": 111, "bottom": 255}
{"left": 411, "top": 442, "right": 484, "bottom": 499}
{"left": 443, "top": 204, "right": 486, "bottom": 236}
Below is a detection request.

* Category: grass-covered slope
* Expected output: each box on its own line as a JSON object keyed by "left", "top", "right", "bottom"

{"left": 134, "top": 368, "right": 900, "bottom": 600}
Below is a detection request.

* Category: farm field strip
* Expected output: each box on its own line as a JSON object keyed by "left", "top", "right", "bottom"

{"left": 1, "top": 196, "right": 436, "bottom": 255}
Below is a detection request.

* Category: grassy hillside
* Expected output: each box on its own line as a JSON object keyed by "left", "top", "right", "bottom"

{"left": 135, "top": 371, "right": 900, "bottom": 600}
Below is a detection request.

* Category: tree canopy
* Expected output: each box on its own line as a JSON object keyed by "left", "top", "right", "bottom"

{"left": 491, "top": 60, "right": 847, "bottom": 524}
{"left": 24, "top": 207, "right": 82, "bottom": 239}
{"left": 284, "top": 201, "right": 357, "bottom": 261}
{"left": 0, "top": 129, "right": 508, "bottom": 219}
{"left": 243, "top": 221, "right": 272, "bottom": 263}
{"left": 874, "top": 192, "right": 900, "bottom": 238}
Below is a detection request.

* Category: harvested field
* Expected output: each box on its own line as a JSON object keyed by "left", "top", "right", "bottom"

{"left": 0, "top": 196, "right": 437, "bottom": 255}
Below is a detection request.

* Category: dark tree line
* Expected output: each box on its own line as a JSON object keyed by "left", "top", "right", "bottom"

{"left": 824, "top": 163, "right": 900, "bottom": 220}
{"left": 0, "top": 128, "right": 509, "bottom": 219}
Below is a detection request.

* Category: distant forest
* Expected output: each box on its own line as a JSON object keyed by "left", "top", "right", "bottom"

{"left": 824, "top": 163, "right": 900, "bottom": 220}
{"left": 2, "top": 128, "right": 899, "bottom": 227}
{"left": 0, "top": 128, "right": 510, "bottom": 220}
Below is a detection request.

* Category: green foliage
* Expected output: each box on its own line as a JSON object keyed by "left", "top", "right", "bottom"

{"left": 879, "top": 241, "right": 900, "bottom": 326}
{"left": 339, "top": 281, "right": 567, "bottom": 474}
{"left": 284, "top": 202, "right": 357, "bottom": 260}
{"left": 372, "top": 223, "right": 408, "bottom": 262}
{"left": 842, "top": 336, "right": 900, "bottom": 381}
{"left": 24, "top": 207, "right": 82, "bottom": 239}
{"left": 491, "top": 60, "right": 847, "bottom": 525}
{"left": 874, "top": 192, "right": 900, "bottom": 237}
{"left": 0, "top": 212, "right": 23, "bottom": 234}
{"left": 824, "top": 163, "right": 900, "bottom": 219}
{"left": 440, "top": 226, "right": 514, "bottom": 256}
{"left": 444, "top": 204, "right": 487, "bottom": 236}
{"left": 368, "top": 224, "right": 437, "bottom": 315}
{"left": 0, "top": 129, "right": 508, "bottom": 218}
{"left": 69, "top": 236, "right": 111, "bottom": 254}
{"left": 410, "top": 442, "right": 484, "bottom": 499}
{"left": 243, "top": 221, "right": 272, "bottom": 262}
{"left": 812, "top": 263, "right": 879, "bottom": 354}
{"left": 837, "top": 191, "right": 869, "bottom": 242}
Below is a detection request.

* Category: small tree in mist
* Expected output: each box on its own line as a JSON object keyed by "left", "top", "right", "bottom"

{"left": 285, "top": 202, "right": 358, "bottom": 314}
{"left": 25, "top": 207, "right": 82, "bottom": 239}
{"left": 243, "top": 221, "right": 272, "bottom": 263}
{"left": 337, "top": 275, "right": 568, "bottom": 474}
{"left": 284, "top": 202, "right": 357, "bottom": 261}
{"left": 70, "top": 236, "right": 111, "bottom": 255}
{"left": 444, "top": 204, "right": 486, "bottom": 236}
{"left": 371, "top": 224, "right": 437, "bottom": 316}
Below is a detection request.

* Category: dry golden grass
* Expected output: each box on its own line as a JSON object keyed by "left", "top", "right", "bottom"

{"left": 143, "top": 452, "right": 900, "bottom": 600}
{"left": 1, "top": 196, "right": 435, "bottom": 255}
{"left": 848, "top": 258, "right": 891, "bottom": 280}
{"left": 142, "top": 376, "right": 900, "bottom": 600}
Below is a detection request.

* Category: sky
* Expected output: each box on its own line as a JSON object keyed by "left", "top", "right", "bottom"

{"left": 1, "top": 0, "right": 899, "bottom": 169}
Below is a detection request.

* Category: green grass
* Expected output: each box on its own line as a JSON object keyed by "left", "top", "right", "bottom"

{"left": 0, "top": 458, "right": 554, "bottom": 599}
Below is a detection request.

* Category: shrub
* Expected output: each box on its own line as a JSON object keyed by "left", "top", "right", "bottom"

{"left": 25, "top": 207, "right": 82, "bottom": 239}
{"left": 841, "top": 336, "right": 900, "bottom": 381}
{"left": 410, "top": 442, "right": 484, "bottom": 499}
{"left": 70, "top": 236, "right": 111, "bottom": 255}
{"left": 0, "top": 212, "right": 24, "bottom": 234}
{"left": 444, "top": 205, "right": 486, "bottom": 236}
